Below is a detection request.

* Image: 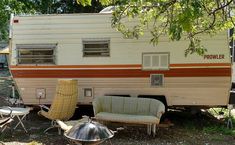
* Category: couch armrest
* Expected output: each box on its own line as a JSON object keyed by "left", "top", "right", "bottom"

{"left": 92, "top": 98, "right": 101, "bottom": 115}
{"left": 156, "top": 103, "right": 165, "bottom": 118}
{"left": 157, "top": 111, "right": 165, "bottom": 119}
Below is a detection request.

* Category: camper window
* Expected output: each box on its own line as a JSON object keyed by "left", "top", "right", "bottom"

{"left": 142, "top": 53, "right": 169, "bottom": 70}
{"left": 16, "top": 44, "right": 56, "bottom": 64}
{"left": 83, "top": 39, "right": 110, "bottom": 57}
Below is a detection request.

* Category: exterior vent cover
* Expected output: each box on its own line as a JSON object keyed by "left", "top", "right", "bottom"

{"left": 150, "top": 74, "right": 164, "bottom": 87}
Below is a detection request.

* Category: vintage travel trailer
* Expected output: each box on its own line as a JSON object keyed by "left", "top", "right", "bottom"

{"left": 8, "top": 13, "right": 232, "bottom": 108}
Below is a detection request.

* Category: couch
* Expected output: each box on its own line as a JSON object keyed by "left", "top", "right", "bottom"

{"left": 92, "top": 96, "right": 165, "bottom": 136}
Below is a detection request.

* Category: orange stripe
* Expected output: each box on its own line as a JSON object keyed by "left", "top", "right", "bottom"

{"left": 10, "top": 63, "right": 231, "bottom": 69}
{"left": 11, "top": 68, "right": 231, "bottom": 78}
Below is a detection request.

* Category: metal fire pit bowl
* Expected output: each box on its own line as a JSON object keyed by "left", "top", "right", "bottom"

{"left": 64, "top": 118, "right": 115, "bottom": 145}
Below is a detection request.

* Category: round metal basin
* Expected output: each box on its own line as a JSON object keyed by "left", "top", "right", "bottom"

{"left": 64, "top": 119, "right": 114, "bottom": 145}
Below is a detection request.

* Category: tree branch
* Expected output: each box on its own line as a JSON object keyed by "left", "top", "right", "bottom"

{"left": 192, "top": 0, "right": 232, "bottom": 37}
{"left": 209, "top": 0, "right": 233, "bottom": 15}
{"left": 192, "top": 12, "right": 216, "bottom": 36}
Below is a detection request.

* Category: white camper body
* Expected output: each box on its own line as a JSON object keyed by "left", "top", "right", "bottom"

{"left": 9, "top": 14, "right": 231, "bottom": 107}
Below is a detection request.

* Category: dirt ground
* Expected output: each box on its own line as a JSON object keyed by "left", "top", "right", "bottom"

{"left": 0, "top": 108, "right": 235, "bottom": 145}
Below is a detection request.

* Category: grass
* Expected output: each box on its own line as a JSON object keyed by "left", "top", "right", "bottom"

{"left": 209, "top": 135, "right": 225, "bottom": 142}
{"left": 203, "top": 124, "right": 235, "bottom": 135}
{"left": 174, "top": 107, "right": 235, "bottom": 136}
{"left": 208, "top": 108, "right": 230, "bottom": 117}
{"left": 182, "top": 120, "right": 198, "bottom": 131}
{"left": 202, "top": 108, "right": 235, "bottom": 135}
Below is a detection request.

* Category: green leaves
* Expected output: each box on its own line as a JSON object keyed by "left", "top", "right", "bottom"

{"left": 76, "top": 0, "right": 92, "bottom": 6}
{"left": 169, "top": 22, "right": 183, "bottom": 41}
{"left": 185, "top": 37, "right": 207, "bottom": 56}
{"left": 76, "top": 0, "right": 111, "bottom": 6}
{"left": 0, "top": 1, "right": 35, "bottom": 40}
{"left": 109, "top": 0, "right": 234, "bottom": 56}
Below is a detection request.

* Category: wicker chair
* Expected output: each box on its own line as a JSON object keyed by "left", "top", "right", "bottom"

{"left": 38, "top": 79, "right": 78, "bottom": 134}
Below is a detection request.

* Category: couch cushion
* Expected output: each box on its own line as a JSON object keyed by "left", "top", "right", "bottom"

{"left": 137, "top": 98, "right": 151, "bottom": 115}
{"left": 111, "top": 97, "right": 124, "bottom": 113}
{"left": 100, "top": 96, "right": 112, "bottom": 112}
{"left": 123, "top": 98, "right": 138, "bottom": 114}
{"left": 95, "top": 112, "right": 160, "bottom": 124}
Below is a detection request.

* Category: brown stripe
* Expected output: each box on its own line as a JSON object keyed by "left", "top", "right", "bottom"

{"left": 11, "top": 68, "right": 231, "bottom": 78}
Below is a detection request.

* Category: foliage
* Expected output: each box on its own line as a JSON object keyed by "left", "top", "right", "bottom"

{"left": 203, "top": 124, "right": 235, "bottom": 135}
{"left": 204, "top": 108, "right": 235, "bottom": 135}
{"left": 0, "top": 0, "right": 36, "bottom": 41}
{"left": 80, "top": 0, "right": 235, "bottom": 56}
{"left": 77, "top": 0, "right": 111, "bottom": 6}
{"left": 208, "top": 108, "right": 230, "bottom": 117}
{"left": 30, "top": 0, "right": 103, "bottom": 14}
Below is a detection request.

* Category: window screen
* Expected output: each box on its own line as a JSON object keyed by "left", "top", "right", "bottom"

{"left": 17, "top": 44, "right": 56, "bottom": 64}
{"left": 83, "top": 39, "right": 110, "bottom": 57}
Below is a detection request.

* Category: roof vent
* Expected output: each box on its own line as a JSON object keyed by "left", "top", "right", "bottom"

{"left": 99, "top": 6, "right": 115, "bottom": 13}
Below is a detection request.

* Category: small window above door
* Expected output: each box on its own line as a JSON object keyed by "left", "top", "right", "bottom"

{"left": 142, "top": 53, "right": 169, "bottom": 70}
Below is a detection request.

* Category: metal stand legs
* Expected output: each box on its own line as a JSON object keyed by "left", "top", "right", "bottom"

{"left": 44, "top": 120, "right": 61, "bottom": 135}
{"left": 14, "top": 114, "right": 28, "bottom": 133}
{"left": 227, "top": 104, "right": 233, "bottom": 129}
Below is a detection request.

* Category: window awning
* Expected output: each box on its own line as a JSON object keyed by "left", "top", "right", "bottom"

{"left": 16, "top": 44, "right": 57, "bottom": 49}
